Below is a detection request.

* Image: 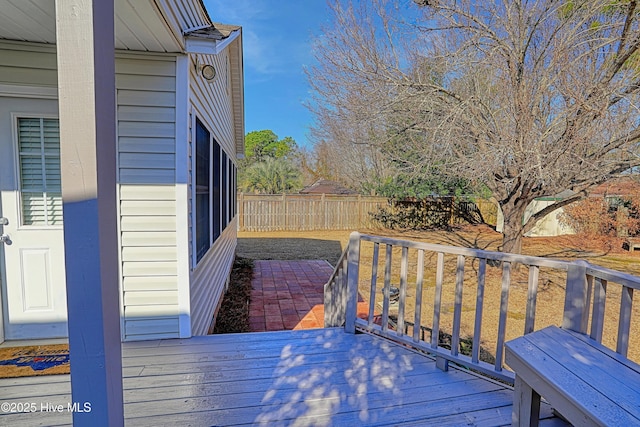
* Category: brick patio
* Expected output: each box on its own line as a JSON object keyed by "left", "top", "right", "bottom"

{"left": 248, "top": 260, "right": 371, "bottom": 332}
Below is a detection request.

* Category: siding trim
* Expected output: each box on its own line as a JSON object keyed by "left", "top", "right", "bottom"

{"left": 0, "top": 84, "right": 57, "bottom": 99}
{"left": 175, "top": 54, "right": 191, "bottom": 338}
{"left": 189, "top": 108, "right": 197, "bottom": 269}
{"left": 116, "top": 116, "right": 126, "bottom": 343}
{"left": 185, "top": 29, "right": 240, "bottom": 55}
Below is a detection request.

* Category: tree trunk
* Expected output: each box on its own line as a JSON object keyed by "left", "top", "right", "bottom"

{"left": 499, "top": 200, "right": 529, "bottom": 255}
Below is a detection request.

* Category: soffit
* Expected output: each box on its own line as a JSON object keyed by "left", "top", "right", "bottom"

{"left": 0, "top": 0, "right": 184, "bottom": 53}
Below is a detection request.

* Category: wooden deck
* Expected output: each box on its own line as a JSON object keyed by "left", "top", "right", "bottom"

{"left": 0, "top": 328, "right": 568, "bottom": 426}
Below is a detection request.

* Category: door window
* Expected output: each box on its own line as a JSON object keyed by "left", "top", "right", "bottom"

{"left": 17, "top": 117, "right": 62, "bottom": 226}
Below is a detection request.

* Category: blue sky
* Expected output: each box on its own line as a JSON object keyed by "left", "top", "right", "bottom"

{"left": 203, "top": 1, "right": 332, "bottom": 149}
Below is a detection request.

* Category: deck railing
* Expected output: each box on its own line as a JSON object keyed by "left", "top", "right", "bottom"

{"left": 324, "top": 232, "right": 639, "bottom": 384}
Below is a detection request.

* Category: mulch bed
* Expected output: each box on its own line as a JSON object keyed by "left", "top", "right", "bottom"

{"left": 211, "top": 257, "right": 254, "bottom": 334}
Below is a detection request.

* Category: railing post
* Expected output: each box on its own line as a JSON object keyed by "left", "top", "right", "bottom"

{"left": 345, "top": 232, "right": 361, "bottom": 333}
{"left": 563, "top": 260, "right": 589, "bottom": 333}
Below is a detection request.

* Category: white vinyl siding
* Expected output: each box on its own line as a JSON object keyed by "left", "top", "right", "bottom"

{"left": 116, "top": 55, "right": 180, "bottom": 341}
{"left": 189, "top": 48, "right": 238, "bottom": 335}
{"left": 17, "top": 117, "right": 62, "bottom": 226}
{"left": 1, "top": 41, "right": 240, "bottom": 341}
{"left": 189, "top": 52, "right": 235, "bottom": 156}
{"left": 190, "top": 219, "right": 236, "bottom": 335}
{"left": 0, "top": 42, "right": 57, "bottom": 87}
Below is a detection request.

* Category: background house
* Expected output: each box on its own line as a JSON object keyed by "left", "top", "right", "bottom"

{"left": 523, "top": 190, "right": 577, "bottom": 237}
{"left": 495, "top": 190, "right": 576, "bottom": 237}
{"left": 496, "top": 178, "right": 640, "bottom": 237}
{"left": 0, "top": 0, "right": 244, "bottom": 343}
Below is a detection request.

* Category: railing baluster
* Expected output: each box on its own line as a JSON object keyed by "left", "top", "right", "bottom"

{"left": 335, "top": 277, "right": 341, "bottom": 327}
{"left": 342, "top": 255, "right": 348, "bottom": 285}
{"left": 451, "top": 255, "right": 465, "bottom": 357}
{"left": 397, "top": 246, "right": 409, "bottom": 337}
{"left": 382, "top": 244, "right": 393, "bottom": 331}
{"left": 581, "top": 274, "right": 594, "bottom": 334}
{"left": 323, "top": 282, "right": 330, "bottom": 327}
{"left": 337, "top": 279, "right": 342, "bottom": 326}
{"left": 432, "top": 252, "right": 445, "bottom": 349}
{"left": 617, "top": 286, "right": 634, "bottom": 357}
{"left": 590, "top": 278, "right": 607, "bottom": 343}
{"left": 368, "top": 242, "right": 380, "bottom": 326}
{"left": 340, "top": 276, "right": 346, "bottom": 326}
{"left": 472, "top": 258, "right": 486, "bottom": 364}
{"left": 433, "top": 252, "right": 447, "bottom": 371}
{"left": 330, "top": 278, "right": 336, "bottom": 327}
{"left": 495, "top": 261, "right": 511, "bottom": 372}
{"left": 337, "top": 277, "right": 343, "bottom": 327}
{"left": 524, "top": 265, "right": 539, "bottom": 335}
{"left": 345, "top": 232, "right": 361, "bottom": 333}
{"left": 413, "top": 249, "right": 425, "bottom": 343}
{"left": 342, "top": 255, "right": 348, "bottom": 326}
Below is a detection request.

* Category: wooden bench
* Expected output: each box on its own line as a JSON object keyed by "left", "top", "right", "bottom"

{"left": 505, "top": 325, "right": 640, "bottom": 427}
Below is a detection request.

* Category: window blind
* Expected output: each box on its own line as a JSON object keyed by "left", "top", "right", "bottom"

{"left": 17, "top": 118, "right": 62, "bottom": 226}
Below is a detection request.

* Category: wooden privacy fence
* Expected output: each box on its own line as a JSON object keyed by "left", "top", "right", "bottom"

{"left": 238, "top": 193, "right": 388, "bottom": 231}
{"left": 238, "top": 193, "right": 500, "bottom": 232}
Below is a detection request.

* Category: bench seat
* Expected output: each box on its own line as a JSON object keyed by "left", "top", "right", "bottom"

{"left": 505, "top": 325, "right": 640, "bottom": 427}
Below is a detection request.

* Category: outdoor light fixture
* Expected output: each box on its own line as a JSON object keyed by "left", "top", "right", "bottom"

{"left": 196, "top": 60, "right": 216, "bottom": 81}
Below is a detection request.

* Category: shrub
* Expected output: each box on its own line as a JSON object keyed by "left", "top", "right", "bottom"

{"left": 370, "top": 197, "right": 484, "bottom": 230}
{"left": 559, "top": 196, "right": 640, "bottom": 237}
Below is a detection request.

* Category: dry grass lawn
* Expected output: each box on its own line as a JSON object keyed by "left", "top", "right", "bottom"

{"left": 238, "top": 225, "right": 640, "bottom": 364}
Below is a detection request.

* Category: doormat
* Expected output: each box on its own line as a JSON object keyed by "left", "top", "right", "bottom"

{"left": 0, "top": 344, "right": 69, "bottom": 378}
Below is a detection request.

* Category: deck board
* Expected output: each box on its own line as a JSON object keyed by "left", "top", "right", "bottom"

{"left": 0, "top": 328, "right": 567, "bottom": 426}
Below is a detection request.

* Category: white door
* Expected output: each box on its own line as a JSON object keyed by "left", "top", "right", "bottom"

{"left": 0, "top": 102, "right": 67, "bottom": 340}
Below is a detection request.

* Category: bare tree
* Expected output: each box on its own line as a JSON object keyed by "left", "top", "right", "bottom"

{"left": 307, "top": 0, "right": 640, "bottom": 253}
{"left": 303, "top": 115, "right": 395, "bottom": 191}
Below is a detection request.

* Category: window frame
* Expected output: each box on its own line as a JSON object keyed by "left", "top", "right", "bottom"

{"left": 194, "top": 118, "right": 211, "bottom": 263}
{"left": 191, "top": 116, "right": 238, "bottom": 268}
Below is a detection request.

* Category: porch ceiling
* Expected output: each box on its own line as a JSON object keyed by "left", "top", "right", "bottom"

{"left": 0, "top": 0, "right": 183, "bottom": 52}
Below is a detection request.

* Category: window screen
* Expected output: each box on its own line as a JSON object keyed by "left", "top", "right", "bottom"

{"left": 195, "top": 118, "right": 211, "bottom": 262}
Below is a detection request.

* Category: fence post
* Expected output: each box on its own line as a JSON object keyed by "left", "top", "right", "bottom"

{"left": 450, "top": 196, "right": 456, "bottom": 226}
{"left": 238, "top": 192, "right": 244, "bottom": 231}
{"left": 562, "top": 260, "right": 589, "bottom": 333}
{"left": 282, "top": 193, "right": 287, "bottom": 231}
{"left": 345, "top": 232, "right": 361, "bottom": 334}
{"left": 321, "top": 193, "right": 326, "bottom": 230}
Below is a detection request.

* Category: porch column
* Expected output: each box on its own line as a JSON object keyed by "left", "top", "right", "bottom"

{"left": 55, "top": 0, "right": 123, "bottom": 425}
